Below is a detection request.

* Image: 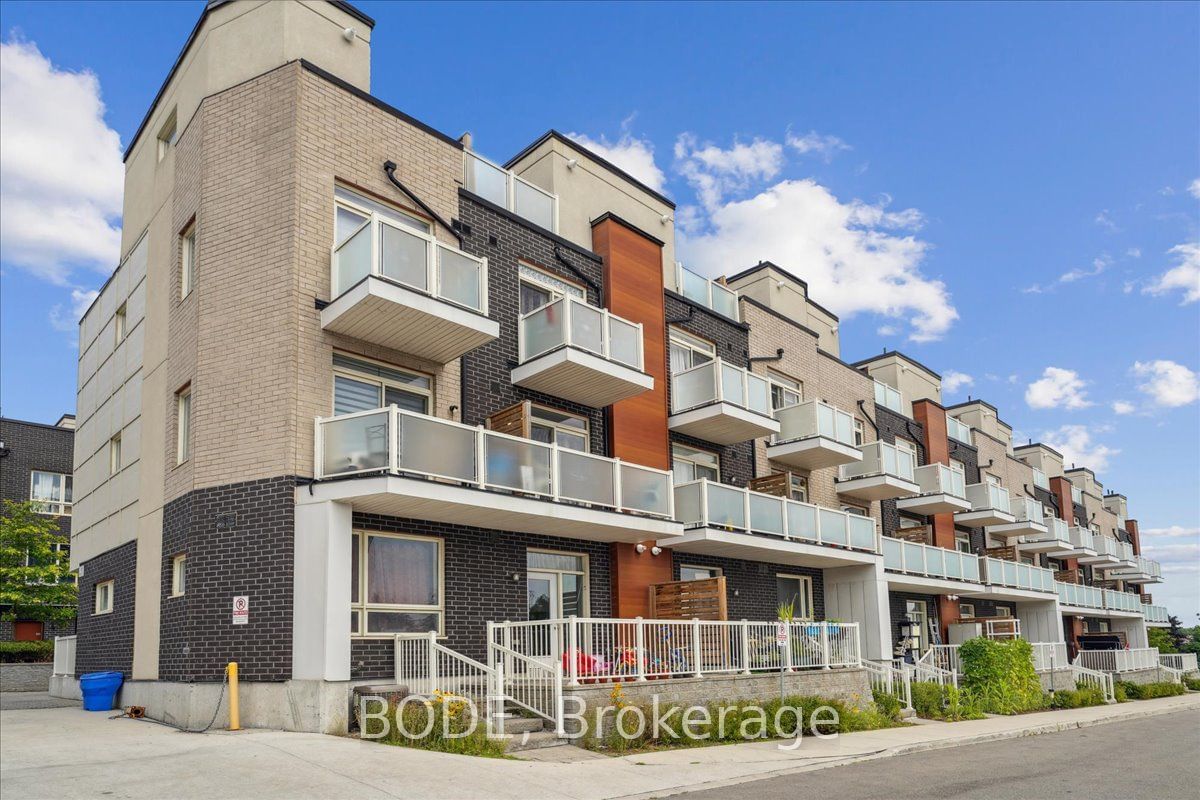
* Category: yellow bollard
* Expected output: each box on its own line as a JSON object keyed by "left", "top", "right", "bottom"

{"left": 227, "top": 662, "right": 240, "bottom": 731}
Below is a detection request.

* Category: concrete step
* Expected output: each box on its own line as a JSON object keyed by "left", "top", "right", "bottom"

{"left": 500, "top": 715, "right": 545, "bottom": 735}
{"left": 504, "top": 729, "right": 568, "bottom": 753}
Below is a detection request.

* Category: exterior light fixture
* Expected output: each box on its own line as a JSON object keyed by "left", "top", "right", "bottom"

{"left": 635, "top": 543, "right": 647, "bottom": 554}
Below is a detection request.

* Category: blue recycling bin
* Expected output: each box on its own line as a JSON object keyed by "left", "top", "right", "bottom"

{"left": 80, "top": 671, "right": 124, "bottom": 711}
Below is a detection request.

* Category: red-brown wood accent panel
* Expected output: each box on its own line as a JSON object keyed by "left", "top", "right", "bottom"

{"left": 610, "top": 543, "right": 674, "bottom": 618}
{"left": 1050, "top": 476, "right": 1078, "bottom": 570}
{"left": 911, "top": 400, "right": 956, "bottom": 551}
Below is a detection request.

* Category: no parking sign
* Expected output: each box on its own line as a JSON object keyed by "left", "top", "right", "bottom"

{"left": 232, "top": 595, "right": 249, "bottom": 625}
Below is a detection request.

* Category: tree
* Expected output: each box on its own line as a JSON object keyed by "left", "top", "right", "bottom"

{"left": 1165, "top": 615, "right": 1191, "bottom": 652}
{"left": 0, "top": 501, "right": 77, "bottom": 625}
{"left": 1148, "top": 626, "right": 1176, "bottom": 654}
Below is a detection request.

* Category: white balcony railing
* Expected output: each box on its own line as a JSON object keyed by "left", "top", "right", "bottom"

{"left": 1143, "top": 604, "right": 1169, "bottom": 624}
{"left": 772, "top": 399, "right": 857, "bottom": 447}
{"left": 1160, "top": 653, "right": 1198, "bottom": 672}
{"left": 1030, "top": 642, "right": 1069, "bottom": 672}
{"left": 674, "top": 479, "right": 879, "bottom": 552}
{"left": 1113, "top": 540, "right": 1135, "bottom": 565}
{"left": 840, "top": 441, "right": 917, "bottom": 483}
{"left": 874, "top": 381, "right": 903, "bottom": 414}
{"left": 1024, "top": 516, "right": 1072, "bottom": 549}
{"left": 882, "top": 537, "right": 981, "bottom": 582}
{"left": 518, "top": 295, "right": 644, "bottom": 371}
{"left": 1071, "top": 486, "right": 1084, "bottom": 505}
{"left": 913, "top": 463, "right": 967, "bottom": 499}
{"left": 670, "top": 359, "right": 772, "bottom": 417}
{"left": 1057, "top": 580, "right": 1104, "bottom": 610}
{"left": 315, "top": 407, "right": 673, "bottom": 518}
{"left": 1068, "top": 525, "right": 1095, "bottom": 552}
{"left": 1075, "top": 647, "right": 1160, "bottom": 673}
{"left": 1009, "top": 496, "right": 1045, "bottom": 526}
{"left": 464, "top": 150, "right": 558, "bottom": 232}
{"left": 946, "top": 416, "right": 972, "bottom": 446}
{"left": 982, "top": 557, "right": 1055, "bottom": 593}
{"left": 1103, "top": 588, "right": 1141, "bottom": 613}
{"left": 676, "top": 264, "right": 739, "bottom": 320}
{"left": 1032, "top": 467, "right": 1050, "bottom": 490}
{"left": 965, "top": 482, "right": 1011, "bottom": 514}
{"left": 1091, "top": 535, "right": 1121, "bottom": 559}
{"left": 331, "top": 210, "right": 488, "bottom": 312}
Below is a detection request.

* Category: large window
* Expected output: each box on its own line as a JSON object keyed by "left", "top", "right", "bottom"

{"left": 668, "top": 329, "right": 715, "bottom": 374}
{"left": 30, "top": 471, "right": 72, "bottom": 516}
{"left": 776, "top": 574, "right": 814, "bottom": 620}
{"left": 333, "top": 353, "right": 432, "bottom": 415}
{"left": 680, "top": 564, "right": 722, "bottom": 582}
{"left": 351, "top": 532, "right": 443, "bottom": 637}
{"left": 529, "top": 405, "right": 588, "bottom": 452}
{"left": 672, "top": 443, "right": 719, "bottom": 482}
{"left": 767, "top": 369, "right": 802, "bottom": 411}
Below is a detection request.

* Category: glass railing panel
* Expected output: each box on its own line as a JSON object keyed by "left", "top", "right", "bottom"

{"left": 673, "top": 482, "right": 702, "bottom": 526}
{"left": 521, "top": 299, "right": 566, "bottom": 360}
{"left": 746, "top": 373, "right": 771, "bottom": 415}
{"left": 849, "top": 516, "right": 876, "bottom": 549}
{"left": 484, "top": 433, "right": 551, "bottom": 495}
{"left": 1032, "top": 468, "right": 1049, "bottom": 490}
{"left": 436, "top": 244, "right": 483, "bottom": 312}
{"left": 901, "top": 541, "right": 924, "bottom": 573}
{"left": 926, "top": 546, "right": 945, "bottom": 577}
{"left": 513, "top": 177, "right": 555, "bottom": 230}
{"left": 380, "top": 221, "right": 429, "bottom": 290}
{"left": 711, "top": 283, "right": 739, "bottom": 319}
{"left": 396, "top": 412, "right": 474, "bottom": 481}
{"left": 464, "top": 152, "right": 509, "bottom": 207}
{"left": 787, "top": 502, "right": 818, "bottom": 541}
{"left": 557, "top": 450, "right": 615, "bottom": 507}
{"left": 883, "top": 537, "right": 903, "bottom": 569}
{"left": 819, "top": 508, "right": 848, "bottom": 545}
{"left": 679, "top": 267, "right": 710, "bottom": 306}
{"left": 671, "top": 362, "right": 716, "bottom": 412}
{"left": 707, "top": 482, "right": 747, "bottom": 529}
{"left": 834, "top": 408, "right": 855, "bottom": 444}
{"left": 948, "top": 467, "right": 966, "bottom": 497}
{"left": 749, "top": 494, "right": 785, "bottom": 536}
{"left": 991, "top": 484, "right": 1010, "bottom": 511}
{"left": 945, "top": 550, "right": 964, "bottom": 579}
{"left": 720, "top": 363, "right": 746, "bottom": 407}
{"left": 963, "top": 555, "right": 980, "bottom": 582}
{"left": 608, "top": 317, "right": 641, "bottom": 369}
{"left": 320, "top": 410, "right": 390, "bottom": 476}
{"left": 334, "top": 222, "right": 372, "bottom": 295}
{"left": 569, "top": 300, "right": 604, "bottom": 357}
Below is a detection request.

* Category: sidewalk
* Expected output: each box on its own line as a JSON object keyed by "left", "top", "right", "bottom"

{"left": 2, "top": 693, "right": 1197, "bottom": 800}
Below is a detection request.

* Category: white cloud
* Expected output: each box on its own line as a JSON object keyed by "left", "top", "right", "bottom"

{"left": 1094, "top": 210, "right": 1119, "bottom": 232}
{"left": 1141, "top": 525, "right": 1200, "bottom": 539}
{"left": 674, "top": 133, "right": 785, "bottom": 210}
{"left": 1023, "top": 255, "right": 1111, "bottom": 294}
{"left": 786, "top": 130, "right": 850, "bottom": 162}
{"left": 48, "top": 288, "right": 98, "bottom": 333}
{"left": 1040, "top": 424, "right": 1118, "bottom": 472}
{"left": 0, "top": 37, "right": 123, "bottom": 285}
{"left": 876, "top": 325, "right": 898, "bottom": 336}
{"left": 1132, "top": 360, "right": 1199, "bottom": 407}
{"left": 942, "top": 370, "right": 974, "bottom": 394}
{"left": 1025, "top": 367, "right": 1092, "bottom": 410}
{"left": 567, "top": 124, "right": 666, "bottom": 194}
{"left": 1189, "top": 178, "right": 1200, "bottom": 199}
{"left": 1141, "top": 542, "right": 1200, "bottom": 563}
{"left": 1126, "top": 247, "right": 1141, "bottom": 259}
{"left": 1142, "top": 242, "right": 1200, "bottom": 304}
{"left": 1111, "top": 400, "right": 1136, "bottom": 415}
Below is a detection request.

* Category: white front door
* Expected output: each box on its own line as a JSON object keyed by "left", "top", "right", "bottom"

{"left": 526, "top": 571, "right": 560, "bottom": 660}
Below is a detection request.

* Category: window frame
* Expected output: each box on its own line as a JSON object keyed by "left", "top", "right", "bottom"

{"left": 852, "top": 418, "right": 865, "bottom": 447}
{"left": 526, "top": 548, "right": 591, "bottom": 617}
{"left": 668, "top": 328, "right": 716, "bottom": 374}
{"left": 529, "top": 404, "right": 590, "bottom": 453}
{"left": 955, "top": 531, "right": 972, "bottom": 553}
{"left": 332, "top": 352, "right": 434, "bottom": 417}
{"left": 29, "top": 471, "right": 72, "bottom": 516}
{"left": 766, "top": 369, "right": 802, "bottom": 411}
{"left": 680, "top": 564, "right": 722, "bottom": 582}
{"left": 518, "top": 261, "right": 585, "bottom": 314}
{"left": 180, "top": 223, "right": 196, "bottom": 299}
{"left": 156, "top": 110, "right": 177, "bottom": 162}
{"left": 351, "top": 531, "right": 445, "bottom": 639}
{"left": 775, "top": 573, "right": 814, "bottom": 620}
{"left": 114, "top": 303, "right": 127, "bottom": 344}
{"left": 109, "top": 433, "right": 122, "bottom": 476}
{"left": 789, "top": 474, "right": 808, "bottom": 503}
{"left": 176, "top": 386, "right": 192, "bottom": 465}
{"left": 671, "top": 442, "right": 720, "bottom": 483}
{"left": 94, "top": 580, "right": 114, "bottom": 615}
{"left": 171, "top": 554, "right": 187, "bottom": 597}
{"left": 959, "top": 603, "right": 976, "bottom": 618}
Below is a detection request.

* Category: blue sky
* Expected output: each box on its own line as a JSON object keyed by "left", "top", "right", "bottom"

{"left": 1, "top": 1, "right": 1197, "bottom": 618}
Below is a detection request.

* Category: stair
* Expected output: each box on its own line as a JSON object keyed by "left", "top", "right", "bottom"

{"left": 499, "top": 707, "right": 567, "bottom": 752}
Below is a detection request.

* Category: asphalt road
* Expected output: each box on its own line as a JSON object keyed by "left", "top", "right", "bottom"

{"left": 675, "top": 709, "right": 1200, "bottom": 800}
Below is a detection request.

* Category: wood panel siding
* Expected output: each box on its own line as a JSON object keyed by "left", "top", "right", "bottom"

{"left": 649, "top": 577, "right": 728, "bottom": 620}
{"left": 610, "top": 542, "right": 673, "bottom": 618}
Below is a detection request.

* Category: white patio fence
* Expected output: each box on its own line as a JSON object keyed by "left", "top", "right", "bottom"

{"left": 1073, "top": 647, "right": 1160, "bottom": 673}
{"left": 52, "top": 635, "right": 77, "bottom": 677}
{"left": 863, "top": 659, "right": 912, "bottom": 710}
{"left": 1160, "top": 653, "right": 1198, "bottom": 674}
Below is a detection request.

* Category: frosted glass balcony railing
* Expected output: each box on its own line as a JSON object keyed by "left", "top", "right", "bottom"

{"left": 1142, "top": 604, "right": 1169, "bottom": 623}
{"left": 1091, "top": 535, "right": 1121, "bottom": 559}
{"left": 673, "top": 478, "right": 878, "bottom": 552}
{"left": 772, "top": 400, "right": 857, "bottom": 446}
{"left": 670, "top": 359, "right": 772, "bottom": 417}
{"left": 840, "top": 441, "right": 917, "bottom": 482}
{"left": 1029, "top": 517, "right": 1072, "bottom": 547}
{"left": 873, "top": 381, "right": 903, "bottom": 414}
{"left": 1113, "top": 540, "right": 1135, "bottom": 565}
{"left": 676, "top": 264, "right": 739, "bottom": 321}
{"left": 882, "top": 537, "right": 981, "bottom": 583}
{"left": 331, "top": 212, "right": 488, "bottom": 313}
{"left": 315, "top": 407, "right": 673, "bottom": 518}
{"left": 1071, "top": 486, "right": 1084, "bottom": 505}
{"left": 1009, "top": 497, "right": 1045, "bottom": 526}
{"left": 1057, "top": 580, "right": 1104, "bottom": 609}
{"left": 912, "top": 464, "right": 967, "bottom": 498}
{"left": 464, "top": 150, "right": 558, "bottom": 232}
{"left": 946, "top": 416, "right": 973, "bottom": 446}
{"left": 1068, "top": 526, "right": 1095, "bottom": 551}
{"left": 965, "top": 483, "right": 1010, "bottom": 514}
{"left": 1032, "top": 468, "right": 1050, "bottom": 491}
{"left": 982, "top": 557, "right": 1055, "bottom": 593}
{"left": 518, "top": 295, "right": 644, "bottom": 370}
{"left": 1104, "top": 589, "right": 1141, "bottom": 613}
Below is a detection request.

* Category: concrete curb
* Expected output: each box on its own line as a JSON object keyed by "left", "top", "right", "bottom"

{"left": 615, "top": 696, "right": 1200, "bottom": 800}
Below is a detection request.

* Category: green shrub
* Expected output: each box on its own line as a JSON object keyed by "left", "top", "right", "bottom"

{"left": 1114, "top": 682, "right": 1128, "bottom": 703}
{"left": 959, "top": 638, "right": 1047, "bottom": 715}
{"left": 1049, "top": 684, "right": 1106, "bottom": 709}
{"left": 1184, "top": 676, "right": 1200, "bottom": 692}
{"left": 0, "top": 640, "right": 55, "bottom": 663}
{"left": 871, "top": 688, "right": 904, "bottom": 723}
{"left": 910, "top": 681, "right": 985, "bottom": 721}
{"left": 361, "top": 693, "right": 507, "bottom": 757}
{"left": 1116, "top": 681, "right": 1187, "bottom": 700}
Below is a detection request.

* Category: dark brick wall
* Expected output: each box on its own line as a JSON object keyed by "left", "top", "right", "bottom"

{"left": 874, "top": 406, "right": 925, "bottom": 538}
{"left": 158, "top": 476, "right": 294, "bottom": 682}
{"left": 888, "top": 590, "right": 941, "bottom": 657}
{"left": 669, "top": 552, "right": 824, "bottom": 621}
{"left": 948, "top": 439, "right": 987, "bottom": 553}
{"left": 0, "top": 618, "right": 75, "bottom": 640}
{"left": 664, "top": 292, "right": 754, "bottom": 487}
{"left": 962, "top": 598, "right": 1016, "bottom": 618}
{"left": 349, "top": 513, "right": 614, "bottom": 679}
{"left": 75, "top": 540, "right": 137, "bottom": 676}
{"left": 456, "top": 193, "right": 608, "bottom": 453}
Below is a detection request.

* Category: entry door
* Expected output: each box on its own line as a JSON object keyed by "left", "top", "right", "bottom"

{"left": 14, "top": 621, "right": 44, "bottom": 641}
{"left": 526, "top": 571, "right": 560, "bottom": 660}
{"left": 905, "top": 600, "right": 928, "bottom": 655}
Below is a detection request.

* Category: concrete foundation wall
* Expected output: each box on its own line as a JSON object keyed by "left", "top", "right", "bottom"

{"left": 0, "top": 663, "right": 53, "bottom": 692}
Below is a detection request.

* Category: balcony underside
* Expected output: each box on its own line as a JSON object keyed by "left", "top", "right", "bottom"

{"left": 835, "top": 474, "right": 920, "bottom": 502}
{"left": 1047, "top": 545, "right": 1096, "bottom": 560}
{"left": 659, "top": 528, "right": 877, "bottom": 568}
{"left": 1146, "top": 619, "right": 1171, "bottom": 627}
{"left": 955, "top": 508, "right": 1016, "bottom": 527}
{"left": 299, "top": 474, "right": 683, "bottom": 543}
{"left": 1112, "top": 572, "right": 1156, "bottom": 585}
{"left": 895, "top": 493, "right": 973, "bottom": 515}
{"left": 1077, "top": 552, "right": 1120, "bottom": 566}
{"left": 885, "top": 572, "right": 982, "bottom": 595}
{"left": 966, "top": 585, "right": 1057, "bottom": 602}
{"left": 321, "top": 276, "right": 499, "bottom": 364}
{"left": 765, "top": 437, "right": 862, "bottom": 470}
{"left": 668, "top": 403, "right": 780, "bottom": 445}
{"left": 1017, "top": 537, "right": 1072, "bottom": 554}
{"left": 987, "top": 520, "right": 1048, "bottom": 539}
{"left": 1057, "top": 603, "right": 1143, "bottom": 619}
{"left": 511, "top": 347, "right": 653, "bottom": 408}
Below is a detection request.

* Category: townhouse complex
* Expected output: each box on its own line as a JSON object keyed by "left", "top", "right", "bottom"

{"left": 53, "top": 0, "right": 1178, "bottom": 733}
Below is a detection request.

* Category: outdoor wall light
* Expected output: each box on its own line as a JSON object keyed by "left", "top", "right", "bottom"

{"left": 650, "top": 546, "right": 662, "bottom": 556}
{"left": 342, "top": 27, "right": 355, "bottom": 42}
{"left": 635, "top": 543, "right": 647, "bottom": 554}
{"left": 566, "top": 158, "right": 578, "bottom": 170}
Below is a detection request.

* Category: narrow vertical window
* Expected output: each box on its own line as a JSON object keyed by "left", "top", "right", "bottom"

{"left": 115, "top": 303, "right": 127, "bottom": 344}
{"left": 181, "top": 224, "right": 196, "bottom": 299}
{"left": 157, "top": 110, "right": 177, "bottom": 162}
{"left": 177, "top": 386, "right": 192, "bottom": 464}
{"left": 109, "top": 433, "right": 122, "bottom": 475}
{"left": 171, "top": 555, "right": 187, "bottom": 597}
{"left": 95, "top": 580, "right": 114, "bottom": 615}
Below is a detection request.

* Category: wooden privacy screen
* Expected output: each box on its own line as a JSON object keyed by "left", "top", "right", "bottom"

{"left": 1055, "top": 568, "right": 1083, "bottom": 584}
{"left": 985, "top": 545, "right": 1017, "bottom": 562}
{"left": 648, "top": 577, "right": 728, "bottom": 620}
{"left": 487, "top": 401, "right": 531, "bottom": 437}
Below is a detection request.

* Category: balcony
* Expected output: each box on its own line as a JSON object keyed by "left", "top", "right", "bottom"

{"left": 1018, "top": 517, "right": 1073, "bottom": 554}
{"left": 873, "top": 380, "right": 903, "bottom": 415}
{"left": 1106, "top": 540, "right": 1137, "bottom": 571}
{"left": 668, "top": 360, "right": 780, "bottom": 445}
{"left": 955, "top": 483, "right": 1015, "bottom": 527}
{"left": 883, "top": 537, "right": 982, "bottom": 593}
{"left": 946, "top": 416, "right": 973, "bottom": 446}
{"left": 981, "top": 557, "right": 1056, "bottom": 595}
{"left": 512, "top": 296, "right": 653, "bottom": 407}
{"left": 1046, "top": 525, "right": 1097, "bottom": 559}
{"left": 835, "top": 441, "right": 919, "bottom": 501}
{"left": 1077, "top": 534, "right": 1121, "bottom": 566}
{"left": 323, "top": 212, "right": 498, "bottom": 363}
{"left": 987, "top": 496, "right": 1048, "bottom": 539}
{"left": 1103, "top": 588, "right": 1142, "bottom": 614}
{"left": 310, "top": 407, "right": 681, "bottom": 543}
{"left": 676, "top": 264, "right": 739, "bottom": 321}
{"left": 1143, "top": 604, "right": 1170, "bottom": 625}
{"left": 1057, "top": 580, "right": 1104, "bottom": 610}
{"left": 1113, "top": 556, "right": 1163, "bottom": 585}
{"left": 464, "top": 150, "right": 558, "bottom": 232}
{"left": 665, "top": 478, "right": 879, "bottom": 568}
{"left": 896, "top": 464, "right": 971, "bottom": 515}
{"left": 765, "top": 400, "right": 862, "bottom": 470}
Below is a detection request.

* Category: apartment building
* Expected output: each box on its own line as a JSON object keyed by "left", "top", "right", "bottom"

{"left": 57, "top": 0, "right": 1173, "bottom": 733}
{"left": 0, "top": 414, "right": 76, "bottom": 641}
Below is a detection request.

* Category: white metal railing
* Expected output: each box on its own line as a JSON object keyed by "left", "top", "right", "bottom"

{"left": 882, "top": 537, "right": 981, "bottom": 582}
{"left": 487, "top": 627, "right": 565, "bottom": 735}
{"left": 913, "top": 463, "right": 967, "bottom": 499}
{"left": 1009, "top": 496, "right": 1045, "bottom": 526}
{"left": 946, "top": 415, "right": 972, "bottom": 445}
{"left": 393, "top": 632, "right": 505, "bottom": 735}
{"left": 1057, "top": 580, "right": 1104, "bottom": 610}
{"left": 316, "top": 407, "right": 674, "bottom": 519}
{"left": 1075, "top": 647, "right": 1160, "bottom": 673}
{"left": 675, "top": 479, "right": 879, "bottom": 552}
{"left": 873, "top": 381, "right": 903, "bottom": 414}
{"left": 981, "top": 618, "right": 1021, "bottom": 640}
{"left": 676, "top": 263, "right": 739, "bottom": 320}
{"left": 965, "top": 482, "right": 1011, "bottom": 514}
{"left": 1024, "top": 517, "right": 1071, "bottom": 549}
{"left": 670, "top": 359, "right": 772, "bottom": 417}
{"left": 982, "top": 557, "right": 1055, "bottom": 593}
{"left": 1068, "top": 526, "right": 1095, "bottom": 552}
{"left": 331, "top": 209, "right": 488, "bottom": 313}
{"left": 1030, "top": 642, "right": 1068, "bottom": 672}
{"left": 1071, "top": 662, "right": 1116, "bottom": 703}
{"left": 772, "top": 399, "right": 857, "bottom": 447}
{"left": 863, "top": 659, "right": 912, "bottom": 710}
{"left": 518, "top": 295, "right": 644, "bottom": 371}
{"left": 464, "top": 150, "right": 558, "bottom": 232}
{"left": 1091, "top": 535, "right": 1121, "bottom": 560}
{"left": 52, "top": 635, "right": 77, "bottom": 677}
{"left": 1160, "top": 663, "right": 1185, "bottom": 684}
{"left": 840, "top": 441, "right": 917, "bottom": 483}
{"left": 1032, "top": 467, "right": 1050, "bottom": 491}
{"left": 914, "top": 649, "right": 958, "bottom": 688}
{"left": 1160, "top": 653, "right": 1198, "bottom": 673}
{"left": 1143, "top": 604, "right": 1169, "bottom": 624}
{"left": 490, "top": 617, "right": 861, "bottom": 685}
{"left": 929, "top": 644, "right": 960, "bottom": 675}
{"left": 1103, "top": 588, "right": 1141, "bottom": 613}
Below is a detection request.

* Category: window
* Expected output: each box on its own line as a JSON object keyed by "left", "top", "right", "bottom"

{"left": 30, "top": 471, "right": 72, "bottom": 516}
{"left": 993, "top": 606, "right": 1012, "bottom": 618}
{"left": 776, "top": 574, "right": 814, "bottom": 620}
{"left": 171, "top": 555, "right": 187, "bottom": 597}
{"left": 518, "top": 262, "right": 584, "bottom": 314}
{"left": 109, "top": 434, "right": 122, "bottom": 475}
{"left": 959, "top": 603, "right": 975, "bottom": 618}
{"left": 94, "top": 580, "right": 114, "bottom": 615}
{"left": 680, "top": 565, "right": 722, "bottom": 582}
{"left": 844, "top": 505, "right": 870, "bottom": 517}
{"left": 530, "top": 405, "right": 588, "bottom": 452}
{"left": 955, "top": 531, "right": 972, "bottom": 553}
{"left": 853, "top": 419, "right": 865, "bottom": 447}
{"left": 114, "top": 303, "right": 127, "bottom": 344}
{"left": 157, "top": 110, "right": 177, "bottom": 161}
{"left": 351, "top": 531, "right": 443, "bottom": 637}
{"left": 903, "top": 599, "right": 929, "bottom": 654}
{"left": 789, "top": 474, "right": 808, "bottom": 503}
{"left": 181, "top": 225, "right": 196, "bottom": 299}
{"left": 668, "top": 329, "right": 715, "bottom": 374}
{"left": 176, "top": 387, "right": 192, "bottom": 464}
{"left": 671, "top": 443, "right": 719, "bottom": 482}
{"left": 526, "top": 550, "right": 588, "bottom": 621}
{"left": 333, "top": 353, "right": 432, "bottom": 415}
{"left": 767, "top": 369, "right": 802, "bottom": 411}
{"left": 985, "top": 473, "right": 1001, "bottom": 486}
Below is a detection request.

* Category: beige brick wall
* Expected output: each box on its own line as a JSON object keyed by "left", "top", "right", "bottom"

{"left": 973, "top": 429, "right": 1038, "bottom": 510}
